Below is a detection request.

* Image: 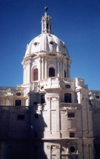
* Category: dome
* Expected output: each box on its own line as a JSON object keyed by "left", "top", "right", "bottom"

{"left": 25, "top": 33, "right": 69, "bottom": 58}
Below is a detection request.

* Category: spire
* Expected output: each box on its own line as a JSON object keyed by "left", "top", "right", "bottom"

{"left": 41, "top": 7, "right": 52, "bottom": 34}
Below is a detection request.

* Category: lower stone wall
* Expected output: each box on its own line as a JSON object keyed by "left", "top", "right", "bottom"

{"left": 94, "top": 139, "right": 100, "bottom": 159}
{"left": 0, "top": 140, "right": 88, "bottom": 159}
{"left": 92, "top": 107, "right": 100, "bottom": 159}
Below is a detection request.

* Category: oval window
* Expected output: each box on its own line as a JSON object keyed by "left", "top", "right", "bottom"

{"left": 16, "top": 93, "right": 21, "bottom": 96}
{"left": 50, "top": 41, "right": 53, "bottom": 45}
{"left": 96, "top": 96, "right": 99, "bottom": 99}
{"left": 69, "top": 146, "right": 75, "bottom": 152}
{"left": 66, "top": 85, "right": 71, "bottom": 88}
{"left": 34, "top": 42, "right": 38, "bottom": 46}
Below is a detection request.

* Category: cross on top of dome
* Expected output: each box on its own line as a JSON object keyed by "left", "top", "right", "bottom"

{"left": 45, "top": 6, "right": 48, "bottom": 13}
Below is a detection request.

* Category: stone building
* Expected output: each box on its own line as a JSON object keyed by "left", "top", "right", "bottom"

{"left": 0, "top": 7, "right": 100, "bottom": 159}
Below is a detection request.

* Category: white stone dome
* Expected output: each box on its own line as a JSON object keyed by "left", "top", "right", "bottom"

{"left": 25, "top": 33, "right": 69, "bottom": 58}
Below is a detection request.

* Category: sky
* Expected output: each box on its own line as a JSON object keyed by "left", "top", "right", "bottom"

{"left": 0, "top": 0, "right": 100, "bottom": 90}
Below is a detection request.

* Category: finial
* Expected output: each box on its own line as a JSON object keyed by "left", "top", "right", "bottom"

{"left": 45, "top": 6, "right": 48, "bottom": 12}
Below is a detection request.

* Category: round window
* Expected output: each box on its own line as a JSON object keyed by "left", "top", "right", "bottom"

{"left": 50, "top": 41, "right": 53, "bottom": 44}
{"left": 34, "top": 42, "right": 38, "bottom": 46}
{"left": 69, "top": 146, "right": 75, "bottom": 153}
{"left": 16, "top": 93, "right": 21, "bottom": 96}
{"left": 66, "top": 85, "right": 71, "bottom": 88}
{"left": 96, "top": 96, "right": 99, "bottom": 99}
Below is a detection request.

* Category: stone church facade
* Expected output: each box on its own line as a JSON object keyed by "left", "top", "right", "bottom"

{"left": 0, "top": 7, "right": 100, "bottom": 159}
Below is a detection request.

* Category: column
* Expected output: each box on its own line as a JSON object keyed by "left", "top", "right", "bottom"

{"left": 45, "top": 57, "right": 47, "bottom": 79}
{"left": 46, "top": 97, "right": 51, "bottom": 132}
{"left": 23, "top": 65, "right": 26, "bottom": 84}
{"left": 58, "top": 58, "right": 60, "bottom": 77}
{"left": 62, "top": 58, "right": 64, "bottom": 78}
{"left": 42, "top": 57, "right": 44, "bottom": 80}
{"left": 28, "top": 60, "right": 31, "bottom": 83}
{"left": 39, "top": 57, "right": 42, "bottom": 81}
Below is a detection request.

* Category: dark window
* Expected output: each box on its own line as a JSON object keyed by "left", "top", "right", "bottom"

{"left": 17, "top": 115, "right": 24, "bottom": 120}
{"left": 50, "top": 41, "right": 53, "bottom": 45}
{"left": 70, "top": 132, "right": 75, "bottom": 138}
{"left": 34, "top": 102, "right": 37, "bottom": 105}
{"left": 66, "top": 85, "right": 71, "bottom": 88}
{"left": 47, "top": 23, "right": 49, "bottom": 29}
{"left": 64, "top": 70, "right": 66, "bottom": 78}
{"left": 34, "top": 131, "right": 38, "bottom": 138}
{"left": 49, "top": 67, "right": 55, "bottom": 77}
{"left": 69, "top": 146, "right": 75, "bottom": 152}
{"left": 34, "top": 42, "right": 38, "bottom": 46}
{"left": 35, "top": 113, "right": 38, "bottom": 119}
{"left": 34, "top": 146, "right": 38, "bottom": 152}
{"left": 16, "top": 92, "right": 21, "bottom": 96}
{"left": 41, "top": 94, "right": 45, "bottom": 104}
{"left": 89, "top": 100, "right": 92, "bottom": 105}
{"left": 33, "top": 68, "right": 38, "bottom": 81}
{"left": 96, "top": 96, "right": 99, "bottom": 99}
{"left": 64, "top": 93, "right": 72, "bottom": 103}
{"left": 41, "top": 86, "right": 44, "bottom": 90}
{"left": 68, "top": 112, "right": 75, "bottom": 118}
{"left": 15, "top": 100, "right": 21, "bottom": 106}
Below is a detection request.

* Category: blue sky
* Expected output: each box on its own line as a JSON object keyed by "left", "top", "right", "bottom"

{"left": 0, "top": 0, "right": 100, "bottom": 90}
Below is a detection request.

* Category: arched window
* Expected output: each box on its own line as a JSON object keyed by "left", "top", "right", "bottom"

{"left": 49, "top": 67, "right": 55, "bottom": 77}
{"left": 33, "top": 68, "right": 38, "bottom": 81}
{"left": 64, "top": 70, "right": 66, "bottom": 78}
{"left": 41, "top": 94, "right": 45, "bottom": 104}
{"left": 64, "top": 93, "right": 72, "bottom": 103}
{"left": 15, "top": 100, "right": 21, "bottom": 106}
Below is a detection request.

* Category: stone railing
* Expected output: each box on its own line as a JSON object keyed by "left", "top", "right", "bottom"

{"left": 44, "top": 77, "right": 61, "bottom": 89}
{"left": 0, "top": 106, "right": 30, "bottom": 112}
{"left": 62, "top": 78, "right": 75, "bottom": 83}
{"left": 0, "top": 86, "right": 24, "bottom": 91}
{"left": 75, "top": 78, "right": 88, "bottom": 89}
{"left": 60, "top": 103, "right": 81, "bottom": 109}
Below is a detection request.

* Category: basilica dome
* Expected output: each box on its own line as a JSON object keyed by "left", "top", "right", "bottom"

{"left": 25, "top": 33, "right": 69, "bottom": 57}
{"left": 25, "top": 7, "right": 70, "bottom": 58}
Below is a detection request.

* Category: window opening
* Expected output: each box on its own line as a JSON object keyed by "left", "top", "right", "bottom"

{"left": 16, "top": 92, "right": 21, "bottom": 96}
{"left": 64, "top": 70, "right": 66, "bottom": 78}
{"left": 68, "top": 112, "right": 75, "bottom": 118}
{"left": 47, "top": 23, "right": 49, "bottom": 29}
{"left": 34, "top": 131, "right": 38, "bottom": 138}
{"left": 66, "top": 85, "right": 71, "bottom": 88}
{"left": 34, "top": 146, "right": 38, "bottom": 152}
{"left": 70, "top": 132, "right": 75, "bottom": 138}
{"left": 35, "top": 113, "right": 39, "bottom": 119}
{"left": 33, "top": 68, "right": 38, "bottom": 81}
{"left": 89, "top": 100, "right": 92, "bottom": 105}
{"left": 69, "top": 146, "right": 75, "bottom": 153}
{"left": 34, "top": 42, "right": 38, "bottom": 46}
{"left": 17, "top": 115, "right": 25, "bottom": 120}
{"left": 64, "top": 93, "right": 72, "bottom": 103}
{"left": 41, "top": 94, "right": 45, "bottom": 104}
{"left": 34, "top": 102, "right": 37, "bottom": 105}
{"left": 96, "top": 95, "right": 99, "bottom": 99}
{"left": 50, "top": 41, "right": 53, "bottom": 45}
{"left": 49, "top": 67, "right": 55, "bottom": 77}
{"left": 15, "top": 100, "right": 21, "bottom": 106}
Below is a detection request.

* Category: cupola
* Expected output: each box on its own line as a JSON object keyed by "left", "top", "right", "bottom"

{"left": 41, "top": 6, "right": 52, "bottom": 34}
